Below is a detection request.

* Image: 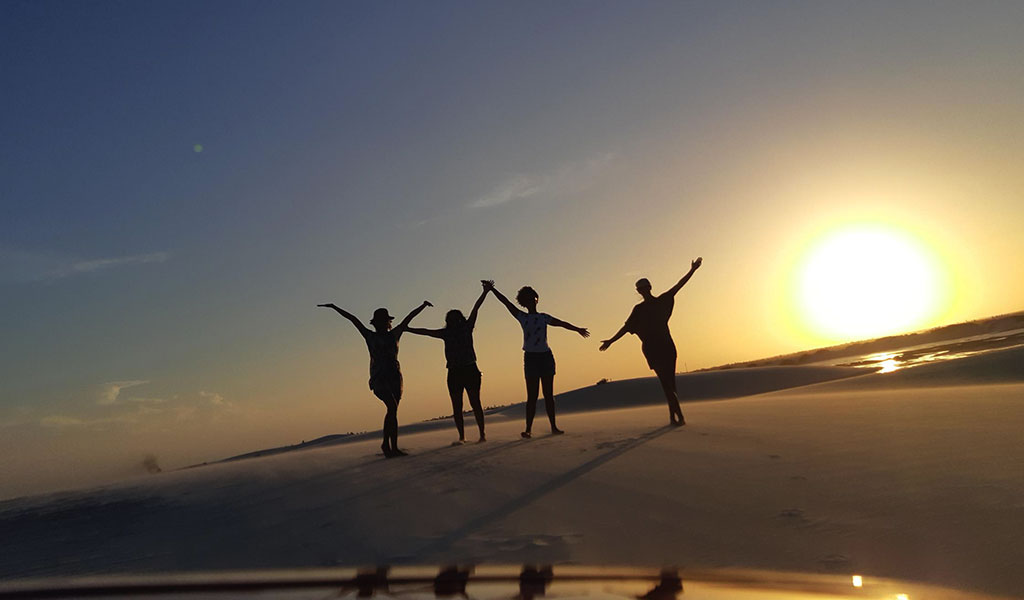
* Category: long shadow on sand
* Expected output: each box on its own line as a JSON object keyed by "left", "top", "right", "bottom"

{"left": 213, "top": 439, "right": 523, "bottom": 514}
{"left": 0, "top": 440, "right": 529, "bottom": 580}
{"left": 215, "top": 366, "right": 863, "bottom": 467}
{"left": 404, "top": 424, "right": 677, "bottom": 561}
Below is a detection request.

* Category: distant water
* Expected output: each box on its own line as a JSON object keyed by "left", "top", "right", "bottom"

{"left": 829, "top": 328, "right": 1024, "bottom": 373}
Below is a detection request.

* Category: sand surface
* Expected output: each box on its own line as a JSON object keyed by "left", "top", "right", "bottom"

{"left": 2, "top": 347, "right": 1022, "bottom": 597}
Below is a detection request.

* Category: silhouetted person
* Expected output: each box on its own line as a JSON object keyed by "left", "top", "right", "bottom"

{"left": 486, "top": 280, "right": 589, "bottom": 437}
{"left": 600, "top": 257, "right": 702, "bottom": 425}
{"left": 317, "top": 300, "right": 432, "bottom": 457}
{"left": 406, "top": 285, "right": 491, "bottom": 445}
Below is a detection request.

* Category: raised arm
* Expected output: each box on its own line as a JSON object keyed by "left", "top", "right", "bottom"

{"left": 404, "top": 327, "right": 445, "bottom": 339}
{"left": 317, "top": 303, "right": 369, "bottom": 335}
{"left": 665, "top": 256, "right": 703, "bottom": 297}
{"left": 599, "top": 325, "right": 629, "bottom": 351}
{"left": 395, "top": 300, "right": 433, "bottom": 332}
{"left": 549, "top": 316, "right": 590, "bottom": 338}
{"left": 485, "top": 282, "right": 523, "bottom": 319}
{"left": 467, "top": 285, "right": 490, "bottom": 327}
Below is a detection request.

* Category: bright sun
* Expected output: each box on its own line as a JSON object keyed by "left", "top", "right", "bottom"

{"left": 795, "top": 224, "right": 947, "bottom": 341}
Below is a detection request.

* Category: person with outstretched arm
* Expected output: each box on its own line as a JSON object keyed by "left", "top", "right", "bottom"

{"left": 317, "top": 300, "right": 432, "bottom": 457}
{"left": 405, "top": 285, "right": 491, "bottom": 445}
{"left": 485, "top": 280, "right": 589, "bottom": 438}
{"left": 600, "top": 257, "right": 702, "bottom": 426}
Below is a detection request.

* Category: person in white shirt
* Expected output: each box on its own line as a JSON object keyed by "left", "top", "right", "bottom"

{"left": 484, "top": 280, "right": 589, "bottom": 438}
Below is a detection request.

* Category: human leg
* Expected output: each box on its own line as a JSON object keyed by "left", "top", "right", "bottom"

{"left": 375, "top": 391, "right": 399, "bottom": 457}
{"left": 653, "top": 363, "right": 683, "bottom": 425}
{"left": 447, "top": 370, "right": 466, "bottom": 441}
{"left": 524, "top": 375, "right": 539, "bottom": 436}
{"left": 541, "top": 374, "right": 562, "bottom": 434}
{"left": 466, "top": 368, "right": 485, "bottom": 441}
{"left": 377, "top": 380, "right": 405, "bottom": 455}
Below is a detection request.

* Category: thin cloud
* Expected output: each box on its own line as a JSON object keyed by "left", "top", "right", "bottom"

{"left": 469, "top": 175, "right": 543, "bottom": 209}
{"left": 0, "top": 249, "right": 171, "bottom": 283}
{"left": 98, "top": 380, "right": 149, "bottom": 405}
{"left": 125, "top": 396, "right": 166, "bottom": 405}
{"left": 468, "top": 153, "right": 616, "bottom": 210}
{"left": 47, "top": 252, "right": 170, "bottom": 280}
{"left": 36, "top": 386, "right": 234, "bottom": 431}
{"left": 199, "top": 390, "right": 226, "bottom": 406}
{"left": 40, "top": 414, "right": 138, "bottom": 428}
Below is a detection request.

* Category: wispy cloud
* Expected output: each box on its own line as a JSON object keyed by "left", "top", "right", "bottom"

{"left": 199, "top": 390, "right": 227, "bottom": 407}
{"left": 0, "top": 249, "right": 171, "bottom": 283}
{"left": 27, "top": 384, "right": 236, "bottom": 431}
{"left": 468, "top": 153, "right": 616, "bottom": 210}
{"left": 469, "top": 175, "right": 544, "bottom": 209}
{"left": 46, "top": 252, "right": 170, "bottom": 280}
{"left": 40, "top": 414, "right": 139, "bottom": 428}
{"left": 98, "top": 380, "right": 149, "bottom": 405}
{"left": 126, "top": 396, "right": 166, "bottom": 405}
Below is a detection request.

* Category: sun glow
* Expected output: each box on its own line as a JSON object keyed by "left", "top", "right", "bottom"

{"left": 794, "top": 223, "right": 948, "bottom": 342}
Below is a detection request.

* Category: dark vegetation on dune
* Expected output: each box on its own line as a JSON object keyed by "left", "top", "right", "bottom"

{"left": 707, "top": 310, "right": 1024, "bottom": 370}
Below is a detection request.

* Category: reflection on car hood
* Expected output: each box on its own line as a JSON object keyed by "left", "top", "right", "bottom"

{"left": 0, "top": 565, "right": 1008, "bottom": 600}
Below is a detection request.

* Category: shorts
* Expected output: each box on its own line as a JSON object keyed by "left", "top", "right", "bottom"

{"left": 523, "top": 350, "right": 556, "bottom": 379}
{"left": 447, "top": 363, "right": 482, "bottom": 396}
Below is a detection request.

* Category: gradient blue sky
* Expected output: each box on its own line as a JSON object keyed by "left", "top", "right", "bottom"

{"left": 3, "top": 1, "right": 1023, "bottom": 498}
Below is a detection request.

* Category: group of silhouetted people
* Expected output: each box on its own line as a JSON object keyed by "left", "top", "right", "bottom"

{"left": 319, "top": 258, "right": 702, "bottom": 458}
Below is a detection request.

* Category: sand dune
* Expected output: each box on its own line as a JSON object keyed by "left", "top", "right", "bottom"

{"left": 2, "top": 354, "right": 1022, "bottom": 598}
{"left": 225, "top": 365, "right": 864, "bottom": 461}
{"left": 798, "top": 344, "right": 1024, "bottom": 393}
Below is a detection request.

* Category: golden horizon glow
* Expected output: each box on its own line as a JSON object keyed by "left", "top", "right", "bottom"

{"left": 792, "top": 223, "right": 950, "bottom": 342}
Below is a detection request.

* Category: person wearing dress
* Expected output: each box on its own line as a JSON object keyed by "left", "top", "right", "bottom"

{"left": 317, "top": 299, "right": 432, "bottom": 457}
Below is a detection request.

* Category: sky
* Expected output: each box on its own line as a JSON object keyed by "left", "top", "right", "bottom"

{"left": 2, "top": 0, "right": 1023, "bottom": 498}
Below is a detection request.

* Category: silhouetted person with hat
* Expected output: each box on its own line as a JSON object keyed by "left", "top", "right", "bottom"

{"left": 485, "top": 280, "right": 589, "bottom": 438}
{"left": 406, "top": 285, "right": 491, "bottom": 445}
{"left": 317, "top": 300, "right": 432, "bottom": 457}
{"left": 600, "top": 257, "right": 702, "bottom": 425}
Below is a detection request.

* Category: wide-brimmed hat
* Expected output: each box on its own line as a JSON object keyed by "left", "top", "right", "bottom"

{"left": 370, "top": 308, "right": 395, "bottom": 325}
